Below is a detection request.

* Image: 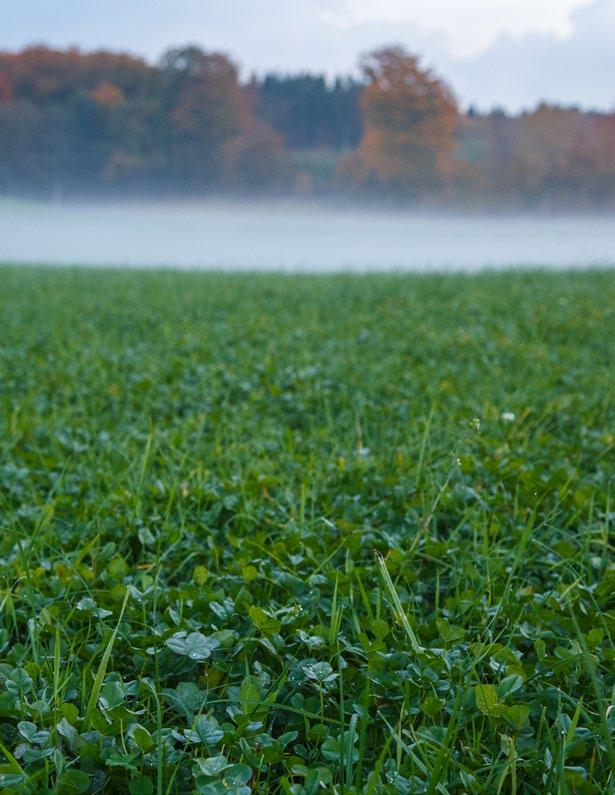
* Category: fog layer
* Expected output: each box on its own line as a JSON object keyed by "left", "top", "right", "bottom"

{"left": 1, "top": 200, "right": 614, "bottom": 271}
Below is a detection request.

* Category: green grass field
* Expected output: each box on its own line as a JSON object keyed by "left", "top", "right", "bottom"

{"left": 0, "top": 266, "right": 613, "bottom": 794}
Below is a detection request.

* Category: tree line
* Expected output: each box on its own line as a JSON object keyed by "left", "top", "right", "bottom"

{"left": 0, "top": 44, "right": 613, "bottom": 207}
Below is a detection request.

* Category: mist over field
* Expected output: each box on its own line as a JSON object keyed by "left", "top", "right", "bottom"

{"left": 1, "top": 198, "right": 614, "bottom": 271}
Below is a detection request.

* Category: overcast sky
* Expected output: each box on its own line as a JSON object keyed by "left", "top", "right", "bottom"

{"left": 4, "top": 0, "right": 615, "bottom": 111}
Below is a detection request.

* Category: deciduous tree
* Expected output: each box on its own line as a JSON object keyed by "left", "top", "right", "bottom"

{"left": 354, "top": 46, "right": 458, "bottom": 196}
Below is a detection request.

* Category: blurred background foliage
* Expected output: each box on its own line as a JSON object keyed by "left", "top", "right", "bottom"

{"left": 0, "top": 44, "right": 614, "bottom": 206}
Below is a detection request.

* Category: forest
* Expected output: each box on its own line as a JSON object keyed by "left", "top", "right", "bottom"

{"left": 0, "top": 44, "right": 614, "bottom": 207}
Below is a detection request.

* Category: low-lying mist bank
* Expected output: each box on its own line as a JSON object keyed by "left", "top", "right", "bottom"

{"left": 1, "top": 198, "right": 613, "bottom": 271}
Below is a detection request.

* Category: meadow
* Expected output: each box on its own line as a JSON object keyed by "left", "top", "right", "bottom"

{"left": 0, "top": 265, "right": 613, "bottom": 794}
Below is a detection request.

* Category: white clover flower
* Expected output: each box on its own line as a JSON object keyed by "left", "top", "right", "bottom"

{"left": 501, "top": 411, "right": 516, "bottom": 422}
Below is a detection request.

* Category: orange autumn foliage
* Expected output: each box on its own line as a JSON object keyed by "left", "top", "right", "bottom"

{"left": 90, "top": 81, "right": 125, "bottom": 107}
{"left": 355, "top": 47, "right": 458, "bottom": 195}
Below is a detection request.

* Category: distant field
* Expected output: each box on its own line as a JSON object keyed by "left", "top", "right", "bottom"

{"left": 0, "top": 266, "right": 613, "bottom": 794}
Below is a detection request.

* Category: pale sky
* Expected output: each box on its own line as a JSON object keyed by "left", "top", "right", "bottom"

{"left": 3, "top": 0, "right": 615, "bottom": 110}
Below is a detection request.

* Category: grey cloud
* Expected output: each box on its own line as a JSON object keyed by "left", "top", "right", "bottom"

{"left": 444, "top": 0, "right": 615, "bottom": 110}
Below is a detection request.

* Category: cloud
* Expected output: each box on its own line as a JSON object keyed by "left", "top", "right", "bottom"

{"left": 338, "top": 0, "right": 586, "bottom": 57}
{"left": 445, "top": 0, "right": 615, "bottom": 111}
